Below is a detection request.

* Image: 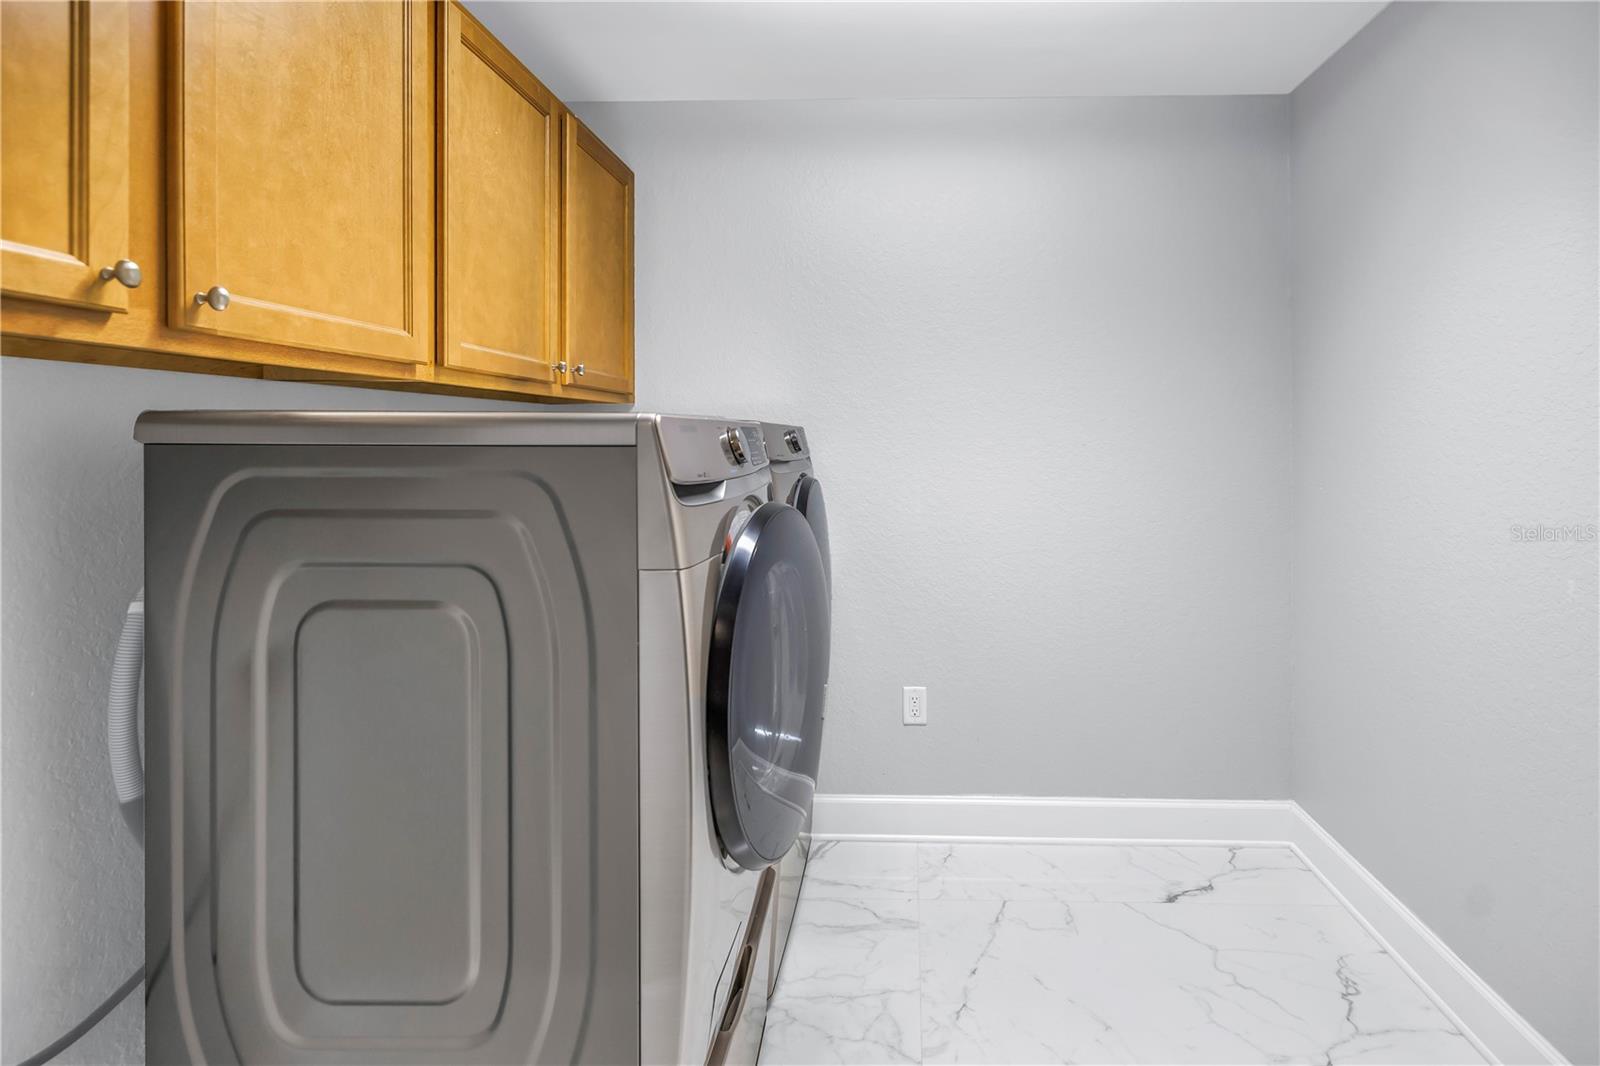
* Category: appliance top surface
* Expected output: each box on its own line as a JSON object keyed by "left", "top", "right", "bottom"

{"left": 135, "top": 410, "right": 734, "bottom": 449}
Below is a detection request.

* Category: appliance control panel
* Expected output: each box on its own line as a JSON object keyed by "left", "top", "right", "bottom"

{"left": 758, "top": 423, "right": 809, "bottom": 462}
{"left": 655, "top": 416, "right": 770, "bottom": 485}
{"left": 748, "top": 426, "right": 770, "bottom": 464}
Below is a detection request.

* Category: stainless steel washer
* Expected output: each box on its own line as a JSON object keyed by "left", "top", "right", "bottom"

{"left": 137, "top": 412, "right": 830, "bottom": 1066}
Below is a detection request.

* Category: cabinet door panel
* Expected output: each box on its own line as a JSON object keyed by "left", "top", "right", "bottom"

{"left": 439, "top": 3, "right": 557, "bottom": 384}
{"left": 1, "top": 1, "right": 130, "bottom": 311}
{"left": 170, "top": 1, "right": 431, "bottom": 363}
{"left": 562, "top": 115, "right": 633, "bottom": 397}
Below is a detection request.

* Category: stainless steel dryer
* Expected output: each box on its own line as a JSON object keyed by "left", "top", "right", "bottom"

{"left": 758, "top": 421, "right": 830, "bottom": 995}
{"left": 137, "top": 412, "right": 830, "bottom": 1066}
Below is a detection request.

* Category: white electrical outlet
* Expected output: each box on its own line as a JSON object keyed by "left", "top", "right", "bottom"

{"left": 902, "top": 686, "right": 928, "bottom": 726}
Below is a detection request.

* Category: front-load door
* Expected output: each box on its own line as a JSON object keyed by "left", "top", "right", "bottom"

{"left": 706, "top": 502, "right": 831, "bottom": 871}
{"left": 771, "top": 472, "right": 831, "bottom": 988}
{"left": 787, "top": 474, "right": 830, "bottom": 598}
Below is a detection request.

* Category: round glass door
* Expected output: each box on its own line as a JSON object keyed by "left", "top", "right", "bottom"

{"left": 788, "top": 474, "right": 829, "bottom": 599}
{"left": 706, "top": 502, "right": 831, "bottom": 870}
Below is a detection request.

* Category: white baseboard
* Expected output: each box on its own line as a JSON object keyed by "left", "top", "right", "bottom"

{"left": 810, "top": 793, "right": 1566, "bottom": 1066}
{"left": 1286, "top": 805, "right": 1570, "bottom": 1066}
{"left": 811, "top": 793, "right": 1301, "bottom": 844}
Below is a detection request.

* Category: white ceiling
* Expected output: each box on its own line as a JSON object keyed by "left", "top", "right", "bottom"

{"left": 465, "top": 2, "right": 1387, "bottom": 102}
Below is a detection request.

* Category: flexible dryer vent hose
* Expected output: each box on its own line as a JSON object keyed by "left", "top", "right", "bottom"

{"left": 107, "top": 589, "right": 144, "bottom": 844}
{"left": 13, "top": 590, "right": 148, "bottom": 1066}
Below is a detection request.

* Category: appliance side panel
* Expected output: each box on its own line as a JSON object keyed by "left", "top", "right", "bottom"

{"left": 637, "top": 568, "right": 693, "bottom": 1064}
{"left": 576, "top": 448, "right": 643, "bottom": 1066}
{"left": 142, "top": 445, "right": 216, "bottom": 1066}
{"left": 142, "top": 443, "right": 639, "bottom": 1065}
{"left": 143, "top": 448, "right": 179, "bottom": 1061}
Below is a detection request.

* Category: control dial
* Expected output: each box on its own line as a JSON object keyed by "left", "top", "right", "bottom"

{"left": 721, "top": 426, "right": 749, "bottom": 466}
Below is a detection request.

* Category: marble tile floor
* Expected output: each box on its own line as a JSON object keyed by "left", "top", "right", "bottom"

{"left": 758, "top": 841, "right": 1486, "bottom": 1066}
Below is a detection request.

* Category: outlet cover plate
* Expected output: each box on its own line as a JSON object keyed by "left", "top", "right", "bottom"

{"left": 903, "top": 686, "right": 927, "bottom": 726}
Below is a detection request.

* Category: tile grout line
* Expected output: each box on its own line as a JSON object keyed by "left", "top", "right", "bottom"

{"left": 913, "top": 842, "right": 927, "bottom": 1066}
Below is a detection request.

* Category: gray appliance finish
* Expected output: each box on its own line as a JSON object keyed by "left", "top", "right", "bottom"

{"left": 137, "top": 412, "right": 828, "bottom": 1066}
{"left": 757, "top": 421, "right": 830, "bottom": 997}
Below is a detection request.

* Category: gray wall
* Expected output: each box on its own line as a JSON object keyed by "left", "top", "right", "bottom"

{"left": 581, "top": 96, "right": 1295, "bottom": 800}
{"left": 0, "top": 357, "right": 525, "bottom": 1065}
{"left": 1289, "top": 4, "right": 1599, "bottom": 1062}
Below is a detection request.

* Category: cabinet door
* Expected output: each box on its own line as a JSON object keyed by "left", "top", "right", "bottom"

{"left": 1, "top": 1, "right": 130, "bottom": 311}
{"left": 438, "top": 3, "right": 558, "bottom": 384}
{"left": 170, "top": 1, "right": 431, "bottom": 364}
{"left": 561, "top": 115, "right": 633, "bottom": 398}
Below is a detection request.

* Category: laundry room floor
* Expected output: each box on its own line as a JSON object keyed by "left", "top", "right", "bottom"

{"left": 758, "top": 841, "right": 1486, "bottom": 1065}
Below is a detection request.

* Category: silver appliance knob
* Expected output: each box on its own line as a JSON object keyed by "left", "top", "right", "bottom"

{"left": 784, "top": 430, "right": 802, "bottom": 454}
{"left": 722, "top": 427, "right": 748, "bottom": 465}
{"left": 98, "top": 259, "right": 142, "bottom": 288}
{"left": 193, "top": 286, "right": 230, "bottom": 311}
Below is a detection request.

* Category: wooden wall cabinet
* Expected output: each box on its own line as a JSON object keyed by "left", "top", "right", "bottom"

{"left": 170, "top": 0, "right": 433, "bottom": 364}
{"left": 1, "top": 1, "right": 132, "bottom": 312}
{"left": 1, "top": 0, "right": 635, "bottom": 404}
{"left": 438, "top": 3, "right": 559, "bottom": 387}
{"left": 561, "top": 115, "right": 634, "bottom": 398}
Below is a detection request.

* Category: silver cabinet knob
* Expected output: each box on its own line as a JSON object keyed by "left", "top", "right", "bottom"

{"left": 553, "top": 361, "right": 568, "bottom": 374}
{"left": 574, "top": 363, "right": 586, "bottom": 377}
{"left": 98, "top": 259, "right": 142, "bottom": 288}
{"left": 193, "top": 286, "right": 230, "bottom": 311}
